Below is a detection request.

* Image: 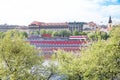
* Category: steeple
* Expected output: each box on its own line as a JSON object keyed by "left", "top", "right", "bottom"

{"left": 108, "top": 16, "right": 112, "bottom": 28}
{"left": 108, "top": 16, "right": 112, "bottom": 23}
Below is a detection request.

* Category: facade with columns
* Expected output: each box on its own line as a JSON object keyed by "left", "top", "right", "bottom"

{"left": 68, "top": 22, "right": 86, "bottom": 32}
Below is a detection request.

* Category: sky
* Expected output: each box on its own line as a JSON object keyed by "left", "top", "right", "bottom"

{"left": 0, "top": 0, "right": 120, "bottom": 25}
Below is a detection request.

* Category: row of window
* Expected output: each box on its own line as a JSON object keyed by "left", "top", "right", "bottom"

{"left": 38, "top": 47, "right": 80, "bottom": 51}
{"left": 30, "top": 40, "right": 86, "bottom": 43}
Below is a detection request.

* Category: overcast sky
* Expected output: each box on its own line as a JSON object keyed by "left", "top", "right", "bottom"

{"left": 0, "top": 0, "right": 120, "bottom": 25}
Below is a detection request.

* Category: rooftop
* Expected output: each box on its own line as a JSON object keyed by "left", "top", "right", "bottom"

{"left": 29, "top": 21, "right": 68, "bottom": 26}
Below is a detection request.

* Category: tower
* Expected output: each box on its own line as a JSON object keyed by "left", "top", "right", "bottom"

{"left": 108, "top": 16, "right": 112, "bottom": 28}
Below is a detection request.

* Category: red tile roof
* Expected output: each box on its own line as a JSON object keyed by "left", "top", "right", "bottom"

{"left": 29, "top": 21, "right": 68, "bottom": 27}
{"left": 88, "top": 22, "right": 97, "bottom": 27}
{"left": 41, "top": 23, "right": 68, "bottom": 26}
{"left": 29, "top": 21, "right": 44, "bottom": 26}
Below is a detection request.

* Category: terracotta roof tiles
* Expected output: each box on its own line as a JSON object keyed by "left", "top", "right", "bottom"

{"left": 29, "top": 21, "right": 68, "bottom": 27}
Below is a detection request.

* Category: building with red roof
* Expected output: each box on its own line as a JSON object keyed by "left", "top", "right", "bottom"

{"left": 29, "top": 21, "right": 44, "bottom": 26}
{"left": 29, "top": 21, "right": 86, "bottom": 32}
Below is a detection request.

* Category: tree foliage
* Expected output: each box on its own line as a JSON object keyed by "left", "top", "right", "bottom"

{"left": 0, "top": 32, "right": 5, "bottom": 39}
{"left": 21, "top": 31, "right": 28, "bottom": 38}
{"left": 54, "top": 26, "right": 120, "bottom": 80}
{"left": 52, "top": 31, "right": 59, "bottom": 37}
{"left": 59, "top": 30, "right": 71, "bottom": 37}
{"left": 79, "top": 32, "right": 87, "bottom": 35}
{"left": 88, "top": 31, "right": 109, "bottom": 41}
{"left": 52, "top": 30, "right": 71, "bottom": 37}
{"left": 0, "top": 30, "right": 43, "bottom": 80}
{"left": 0, "top": 30, "right": 28, "bottom": 39}
{"left": 73, "top": 30, "right": 79, "bottom": 36}
{"left": 52, "top": 50, "right": 81, "bottom": 80}
{"left": 40, "top": 29, "right": 46, "bottom": 35}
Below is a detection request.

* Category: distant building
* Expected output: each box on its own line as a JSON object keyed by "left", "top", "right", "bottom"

{"left": 99, "top": 25, "right": 107, "bottom": 29}
{"left": 68, "top": 22, "right": 86, "bottom": 32}
{"left": 29, "top": 21, "right": 68, "bottom": 32}
{"left": 83, "top": 22, "right": 98, "bottom": 32}
{"left": 16, "top": 26, "right": 29, "bottom": 33}
{"left": 0, "top": 24, "right": 18, "bottom": 32}
{"left": 0, "top": 21, "right": 97, "bottom": 33}
{"left": 28, "top": 21, "right": 86, "bottom": 32}
{"left": 0, "top": 24, "right": 29, "bottom": 32}
{"left": 100, "top": 16, "right": 113, "bottom": 33}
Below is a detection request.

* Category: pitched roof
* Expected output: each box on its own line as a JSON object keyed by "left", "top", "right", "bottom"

{"left": 41, "top": 23, "right": 68, "bottom": 26}
{"left": 29, "top": 21, "right": 68, "bottom": 27}
{"left": 29, "top": 21, "right": 44, "bottom": 26}
{"left": 88, "top": 22, "right": 97, "bottom": 27}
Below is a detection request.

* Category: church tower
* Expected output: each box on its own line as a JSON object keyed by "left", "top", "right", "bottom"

{"left": 108, "top": 16, "right": 112, "bottom": 28}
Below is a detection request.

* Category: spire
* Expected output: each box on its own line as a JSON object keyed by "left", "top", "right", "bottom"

{"left": 108, "top": 16, "right": 112, "bottom": 29}
{"left": 108, "top": 16, "right": 112, "bottom": 23}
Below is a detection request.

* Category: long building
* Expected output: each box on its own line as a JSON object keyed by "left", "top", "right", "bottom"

{"left": 0, "top": 21, "right": 98, "bottom": 33}
{"left": 29, "top": 21, "right": 68, "bottom": 32}
{"left": 29, "top": 21, "right": 87, "bottom": 32}
{"left": 27, "top": 35, "right": 87, "bottom": 55}
{"left": 0, "top": 24, "right": 18, "bottom": 32}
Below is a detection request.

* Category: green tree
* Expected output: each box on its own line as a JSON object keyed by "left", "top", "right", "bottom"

{"left": 0, "top": 32, "right": 5, "bottom": 39}
{"left": 40, "top": 29, "right": 46, "bottom": 35}
{"left": 100, "top": 31, "right": 109, "bottom": 40}
{"left": 57, "top": 30, "right": 71, "bottom": 37}
{"left": 79, "top": 32, "right": 87, "bottom": 35}
{"left": 31, "top": 30, "right": 40, "bottom": 35}
{"left": 65, "top": 30, "right": 72, "bottom": 37}
{"left": 0, "top": 30, "right": 43, "bottom": 80}
{"left": 88, "top": 31, "right": 109, "bottom": 41}
{"left": 60, "top": 30, "right": 67, "bottom": 37}
{"left": 36, "top": 30, "right": 40, "bottom": 35}
{"left": 29, "top": 31, "right": 34, "bottom": 35}
{"left": 21, "top": 31, "right": 28, "bottom": 38}
{"left": 52, "top": 50, "right": 82, "bottom": 80}
{"left": 47, "top": 30, "right": 53, "bottom": 34}
{"left": 52, "top": 31, "right": 59, "bottom": 37}
{"left": 73, "top": 30, "right": 79, "bottom": 36}
{"left": 54, "top": 26, "right": 120, "bottom": 80}
{"left": 80, "top": 27, "right": 120, "bottom": 79}
{"left": 87, "top": 32, "right": 95, "bottom": 41}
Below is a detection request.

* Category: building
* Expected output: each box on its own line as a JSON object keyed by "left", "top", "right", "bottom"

{"left": 99, "top": 16, "right": 113, "bottom": 33}
{"left": 0, "top": 21, "right": 98, "bottom": 34}
{"left": 29, "top": 21, "right": 86, "bottom": 32}
{"left": 0, "top": 21, "right": 95, "bottom": 33}
{"left": 0, "top": 24, "right": 29, "bottom": 32}
{"left": 68, "top": 22, "right": 86, "bottom": 32}
{"left": 27, "top": 35, "right": 87, "bottom": 55}
{"left": 0, "top": 24, "right": 18, "bottom": 32}
{"left": 29, "top": 21, "right": 68, "bottom": 32}
{"left": 16, "top": 26, "right": 29, "bottom": 33}
{"left": 83, "top": 22, "right": 98, "bottom": 32}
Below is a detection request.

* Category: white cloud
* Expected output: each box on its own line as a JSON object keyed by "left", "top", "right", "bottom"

{"left": 0, "top": 0, "right": 119, "bottom": 25}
